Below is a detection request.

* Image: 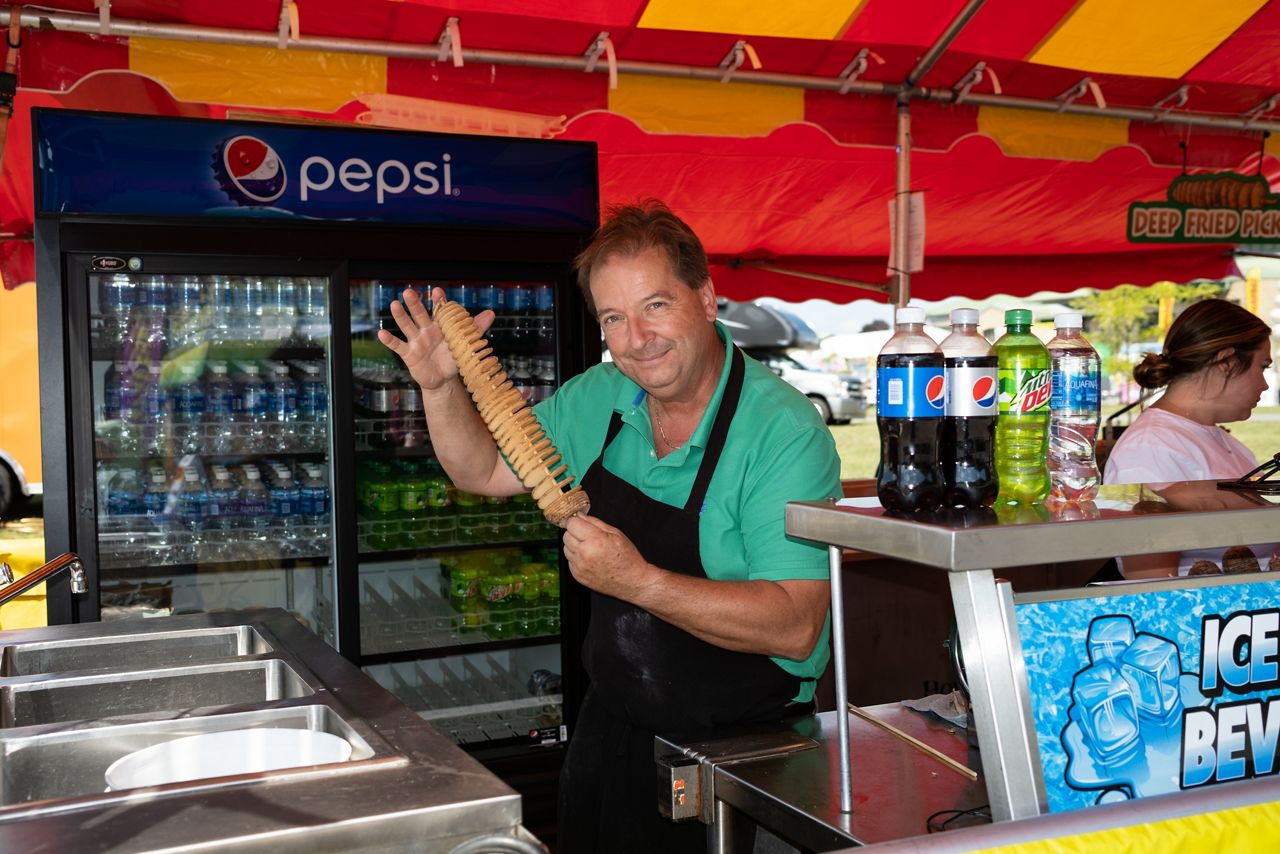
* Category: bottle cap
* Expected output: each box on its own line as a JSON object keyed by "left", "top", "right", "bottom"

{"left": 1055, "top": 312, "right": 1083, "bottom": 329}
{"left": 950, "top": 308, "right": 979, "bottom": 325}
{"left": 895, "top": 306, "right": 925, "bottom": 325}
{"left": 1005, "top": 308, "right": 1032, "bottom": 326}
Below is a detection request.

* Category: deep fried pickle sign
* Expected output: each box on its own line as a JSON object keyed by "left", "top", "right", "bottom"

{"left": 1183, "top": 608, "right": 1280, "bottom": 788}
{"left": 1130, "top": 206, "right": 1280, "bottom": 241}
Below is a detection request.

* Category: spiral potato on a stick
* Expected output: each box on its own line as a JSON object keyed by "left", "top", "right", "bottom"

{"left": 432, "top": 297, "right": 589, "bottom": 527}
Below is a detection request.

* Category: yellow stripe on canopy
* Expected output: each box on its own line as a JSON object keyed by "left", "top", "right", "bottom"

{"left": 129, "top": 38, "right": 386, "bottom": 112}
{"left": 609, "top": 75, "right": 804, "bottom": 137}
{"left": 638, "top": 0, "right": 856, "bottom": 41}
{"left": 981, "top": 800, "right": 1280, "bottom": 853}
{"left": 978, "top": 107, "right": 1128, "bottom": 162}
{"left": 1030, "top": 0, "right": 1266, "bottom": 79}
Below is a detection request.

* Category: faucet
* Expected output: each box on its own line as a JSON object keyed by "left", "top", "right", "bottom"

{"left": 0, "top": 553, "right": 88, "bottom": 606}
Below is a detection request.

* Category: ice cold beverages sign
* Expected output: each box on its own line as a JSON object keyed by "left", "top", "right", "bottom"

{"left": 1015, "top": 581, "right": 1280, "bottom": 813}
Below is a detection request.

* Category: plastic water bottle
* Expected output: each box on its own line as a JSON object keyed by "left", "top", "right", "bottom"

{"left": 235, "top": 275, "right": 266, "bottom": 339}
{"left": 142, "top": 364, "right": 172, "bottom": 457}
{"left": 266, "top": 361, "right": 300, "bottom": 451}
{"left": 204, "top": 361, "right": 236, "bottom": 455}
{"left": 939, "top": 308, "right": 998, "bottom": 508}
{"left": 205, "top": 466, "right": 241, "bottom": 560}
{"left": 100, "top": 274, "right": 136, "bottom": 347}
{"left": 105, "top": 362, "right": 143, "bottom": 456}
{"left": 1047, "top": 312, "right": 1101, "bottom": 503}
{"left": 531, "top": 284, "right": 554, "bottom": 346}
{"left": 207, "top": 275, "right": 237, "bottom": 344}
{"left": 235, "top": 362, "right": 269, "bottom": 453}
{"left": 171, "top": 275, "right": 204, "bottom": 349}
{"left": 875, "top": 306, "right": 945, "bottom": 514}
{"left": 265, "top": 276, "right": 298, "bottom": 341}
{"left": 237, "top": 466, "right": 272, "bottom": 545}
{"left": 994, "top": 309, "right": 1051, "bottom": 504}
{"left": 269, "top": 472, "right": 301, "bottom": 555}
{"left": 506, "top": 283, "right": 532, "bottom": 352}
{"left": 298, "top": 362, "right": 328, "bottom": 451}
{"left": 177, "top": 467, "right": 208, "bottom": 562}
{"left": 142, "top": 468, "right": 177, "bottom": 565}
{"left": 296, "top": 276, "right": 328, "bottom": 344}
{"left": 299, "top": 464, "right": 331, "bottom": 557}
{"left": 172, "top": 366, "right": 206, "bottom": 455}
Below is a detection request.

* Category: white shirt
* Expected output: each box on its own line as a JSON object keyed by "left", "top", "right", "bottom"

{"left": 1104, "top": 407, "right": 1274, "bottom": 576}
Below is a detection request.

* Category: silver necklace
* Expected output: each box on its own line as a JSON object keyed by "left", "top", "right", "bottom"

{"left": 653, "top": 407, "right": 682, "bottom": 449}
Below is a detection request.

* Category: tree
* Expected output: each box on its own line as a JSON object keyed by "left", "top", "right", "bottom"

{"left": 1070, "top": 281, "right": 1226, "bottom": 376}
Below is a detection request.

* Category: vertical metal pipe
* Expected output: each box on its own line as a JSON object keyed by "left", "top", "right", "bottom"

{"left": 892, "top": 100, "right": 912, "bottom": 307}
{"left": 828, "top": 544, "right": 853, "bottom": 813}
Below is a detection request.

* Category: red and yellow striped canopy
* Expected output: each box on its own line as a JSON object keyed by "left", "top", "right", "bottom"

{"left": 7, "top": 0, "right": 1278, "bottom": 298}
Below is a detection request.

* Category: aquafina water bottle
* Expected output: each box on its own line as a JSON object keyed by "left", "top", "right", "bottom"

{"left": 1047, "top": 313, "right": 1101, "bottom": 503}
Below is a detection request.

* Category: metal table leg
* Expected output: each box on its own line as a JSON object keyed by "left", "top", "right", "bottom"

{"left": 948, "top": 568, "right": 1045, "bottom": 820}
{"left": 828, "top": 545, "right": 853, "bottom": 813}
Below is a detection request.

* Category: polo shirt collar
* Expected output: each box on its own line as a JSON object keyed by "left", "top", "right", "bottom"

{"left": 615, "top": 320, "right": 735, "bottom": 456}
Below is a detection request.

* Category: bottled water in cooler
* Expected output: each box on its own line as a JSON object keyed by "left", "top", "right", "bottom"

{"left": 1047, "top": 313, "right": 1101, "bottom": 503}
{"left": 172, "top": 368, "right": 206, "bottom": 455}
{"left": 142, "top": 468, "right": 177, "bottom": 565}
{"left": 297, "top": 362, "right": 328, "bottom": 451}
{"left": 237, "top": 466, "right": 272, "bottom": 545}
{"left": 266, "top": 361, "right": 300, "bottom": 451}
{"left": 207, "top": 275, "right": 238, "bottom": 344}
{"left": 235, "top": 362, "right": 269, "bottom": 453}
{"left": 177, "top": 467, "right": 208, "bottom": 563}
{"left": 205, "top": 466, "right": 241, "bottom": 561}
{"left": 204, "top": 361, "right": 236, "bottom": 455}
{"left": 171, "top": 275, "right": 204, "bottom": 349}
{"left": 99, "top": 274, "right": 137, "bottom": 347}
{"left": 264, "top": 276, "right": 297, "bottom": 341}
{"left": 296, "top": 277, "right": 328, "bottom": 343}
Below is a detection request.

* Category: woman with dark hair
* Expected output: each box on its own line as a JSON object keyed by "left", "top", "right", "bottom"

{"left": 1104, "top": 298, "right": 1275, "bottom": 577}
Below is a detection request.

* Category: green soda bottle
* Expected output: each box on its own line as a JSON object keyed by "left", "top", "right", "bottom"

{"left": 450, "top": 564, "right": 483, "bottom": 633}
{"left": 365, "top": 460, "right": 399, "bottom": 550}
{"left": 482, "top": 569, "right": 517, "bottom": 638}
{"left": 423, "top": 460, "right": 456, "bottom": 546}
{"left": 994, "top": 309, "right": 1051, "bottom": 504}
{"left": 396, "top": 461, "right": 428, "bottom": 549}
{"left": 455, "top": 489, "right": 486, "bottom": 544}
{"left": 515, "top": 563, "right": 545, "bottom": 636}
{"left": 539, "top": 567, "right": 561, "bottom": 635}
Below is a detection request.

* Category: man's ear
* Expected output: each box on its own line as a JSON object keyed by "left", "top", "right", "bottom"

{"left": 698, "top": 278, "right": 717, "bottom": 322}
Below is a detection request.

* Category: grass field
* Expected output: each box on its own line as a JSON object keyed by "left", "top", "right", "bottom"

{"left": 830, "top": 406, "right": 1280, "bottom": 481}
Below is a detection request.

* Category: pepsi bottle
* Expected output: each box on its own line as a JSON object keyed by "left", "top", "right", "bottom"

{"left": 939, "top": 308, "right": 998, "bottom": 507}
{"left": 876, "top": 306, "right": 944, "bottom": 513}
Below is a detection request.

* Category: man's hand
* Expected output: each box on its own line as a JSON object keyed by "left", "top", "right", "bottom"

{"left": 562, "top": 514, "right": 659, "bottom": 599}
{"left": 377, "top": 286, "right": 496, "bottom": 391}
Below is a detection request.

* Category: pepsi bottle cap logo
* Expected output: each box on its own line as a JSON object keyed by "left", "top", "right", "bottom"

{"left": 216, "top": 135, "right": 287, "bottom": 205}
{"left": 971, "top": 375, "right": 996, "bottom": 406}
{"left": 925, "top": 375, "right": 946, "bottom": 410}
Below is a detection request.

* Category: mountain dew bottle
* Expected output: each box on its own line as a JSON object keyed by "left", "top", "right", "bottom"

{"left": 994, "top": 309, "right": 1050, "bottom": 504}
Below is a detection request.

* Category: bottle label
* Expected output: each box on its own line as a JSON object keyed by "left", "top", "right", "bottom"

{"left": 944, "top": 366, "right": 997, "bottom": 417}
{"left": 1051, "top": 368, "right": 1100, "bottom": 411}
{"left": 877, "top": 366, "right": 944, "bottom": 418}
{"left": 999, "top": 367, "right": 1050, "bottom": 415}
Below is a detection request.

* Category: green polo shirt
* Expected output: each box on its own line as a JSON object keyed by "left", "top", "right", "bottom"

{"left": 532, "top": 321, "right": 841, "bottom": 700}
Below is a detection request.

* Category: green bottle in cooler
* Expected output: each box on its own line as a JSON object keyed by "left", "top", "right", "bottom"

{"left": 423, "top": 460, "right": 456, "bottom": 545}
{"left": 482, "top": 567, "right": 518, "bottom": 638}
{"left": 455, "top": 489, "right": 486, "bottom": 544}
{"left": 539, "top": 566, "right": 561, "bottom": 635}
{"left": 396, "top": 461, "right": 427, "bottom": 549}
{"left": 515, "top": 563, "right": 545, "bottom": 636}
{"left": 363, "top": 460, "right": 399, "bottom": 551}
{"left": 450, "top": 563, "right": 483, "bottom": 634}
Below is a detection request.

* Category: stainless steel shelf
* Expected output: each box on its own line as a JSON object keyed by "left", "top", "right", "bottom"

{"left": 786, "top": 481, "right": 1280, "bottom": 571}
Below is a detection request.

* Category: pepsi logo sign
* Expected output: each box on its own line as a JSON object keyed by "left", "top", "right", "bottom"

{"left": 971, "top": 375, "right": 996, "bottom": 407}
{"left": 925, "top": 375, "right": 946, "bottom": 410}
{"left": 218, "top": 136, "right": 287, "bottom": 204}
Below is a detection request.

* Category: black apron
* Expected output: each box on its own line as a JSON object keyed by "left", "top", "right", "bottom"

{"left": 558, "top": 347, "right": 805, "bottom": 853}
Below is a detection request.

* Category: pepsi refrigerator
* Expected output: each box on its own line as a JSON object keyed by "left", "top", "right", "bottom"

{"left": 33, "top": 108, "right": 599, "bottom": 823}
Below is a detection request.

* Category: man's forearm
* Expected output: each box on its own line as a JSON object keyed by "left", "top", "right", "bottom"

{"left": 628, "top": 569, "right": 829, "bottom": 661}
{"left": 421, "top": 377, "right": 520, "bottom": 496}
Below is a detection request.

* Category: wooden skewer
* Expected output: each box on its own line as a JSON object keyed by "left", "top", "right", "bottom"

{"left": 433, "top": 297, "right": 589, "bottom": 527}
{"left": 847, "top": 703, "right": 978, "bottom": 781}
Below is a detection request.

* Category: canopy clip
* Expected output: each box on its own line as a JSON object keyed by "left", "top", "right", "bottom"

{"left": 838, "top": 48, "right": 884, "bottom": 94}
{"left": 437, "top": 16, "right": 463, "bottom": 68}
{"left": 951, "top": 61, "right": 988, "bottom": 104}
{"left": 1242, "top": 94, "right": 1280, "bottom": 127}
{"left": 584, "top": 32, "right": 617, "bottom": 90}
{"left": 277, "top": 1, "right": 299, "bottom": 50}
{"left": 1153, "top": 85, "right": 1190, "bottom": 115}
{"left": 1056, "top": 77, "right": 1107, "bottom": 111}
{"left": 94, "top": 0, "right": 109, "bottom": 36}
{"left": 719, "top": 40, "right": 761, "bottom": 83}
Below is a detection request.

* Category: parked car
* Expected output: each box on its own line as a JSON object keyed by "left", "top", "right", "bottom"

{"left": 745, "top": 349, "right": 866, "bottom": 424}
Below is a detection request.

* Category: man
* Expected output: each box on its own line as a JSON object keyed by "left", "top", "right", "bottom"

{"left": 379, "top": 201, "right": 841, "bottom": 852}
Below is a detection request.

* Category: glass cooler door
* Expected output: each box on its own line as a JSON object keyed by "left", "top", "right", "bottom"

{"left": 350, "top": 276, "right": 567, "bottom": 747}
{"left": 86, "top": 269, "right": 339, "bottom": 647}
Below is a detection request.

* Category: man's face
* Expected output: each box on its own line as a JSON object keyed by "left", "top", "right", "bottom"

{"left": 589, "top": 247, "right": 717, "bottom": 398}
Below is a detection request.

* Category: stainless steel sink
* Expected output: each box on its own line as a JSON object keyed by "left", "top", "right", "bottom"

{"left": 0, "top": 704, "right": 372, "bottom": 806}
{"left": 0, "top": 625, "right": 274, "bottom": 676}
{"left": 0, "top": 659, "right": 314, "bottom": 728}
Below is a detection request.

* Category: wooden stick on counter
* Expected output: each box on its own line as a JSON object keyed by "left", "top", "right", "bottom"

{"left": 847, "top": 703, "right": 978, "bottom": 782}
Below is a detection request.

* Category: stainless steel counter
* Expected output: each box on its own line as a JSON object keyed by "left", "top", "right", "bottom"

{"left": 656, "top": 705, "right": 984, "bottom": 851}
{"left": 785, "top": 480, "right": 1280, "bottom": 823}
{"left": 0, "top": 609, "right": 541, "bottom": 852}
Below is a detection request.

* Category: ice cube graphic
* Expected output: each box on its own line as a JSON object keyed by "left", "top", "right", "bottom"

{"left": 1119, "top": 633, "right": 1184, "bottom": 725}
{"left": 1071, "top": 662, "right": 1142, "bottom": 766}
{"left": 1088, "top": 615, "right": 1136, "bottom": 665}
